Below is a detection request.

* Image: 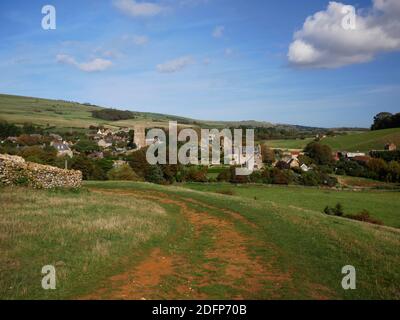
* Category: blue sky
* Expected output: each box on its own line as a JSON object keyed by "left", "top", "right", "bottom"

{"left": 1, "top": 0, "right": 399, "bottom": 128}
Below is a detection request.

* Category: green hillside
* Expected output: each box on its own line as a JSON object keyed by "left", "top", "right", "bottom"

{"left": 264, "top": 128, "right": 400, "bottom": 152}
{"left": 0, "top": 93, "right": 319, "bottom": 131}
{"left": 321, "top": 128, "right": 400, "bottom": 152}
{"left": 0, "top": 94, "right": 196, "bottom": 129}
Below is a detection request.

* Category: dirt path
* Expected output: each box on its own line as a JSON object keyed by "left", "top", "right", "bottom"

{"left": 81, "top": 188, "right": 329, "bottom": 300}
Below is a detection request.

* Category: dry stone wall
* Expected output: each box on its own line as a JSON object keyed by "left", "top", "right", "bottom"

{"left": 0, "top": 154, "right": 82, "bottom": 189}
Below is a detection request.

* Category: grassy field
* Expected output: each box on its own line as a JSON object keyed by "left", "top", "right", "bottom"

{"left": 321, "top": 128, "right": 400, "bottom": 152}
{"left": 0, "top": 94, "right": 190, "bottom": 129}
{"left": 181, "top": 183, "right": 400, "bottom": 229}
{"left": 0, "top": 186, "right": 171, "bottom": 299}
{"left": 1, "top": 181, "right": 399, "bottom": 300}
{"left": 264, "top": 128, "right": 400, "bottom": 151}
{"left": 264, "top": 138, "right": 314, "bottom": 150}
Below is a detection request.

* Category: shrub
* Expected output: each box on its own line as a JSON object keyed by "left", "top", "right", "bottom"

{"left": 73, "top": 139, "right": 100, "bottom": 153}
{"left": 229, "top": 166, "right": 250, "bottom": 184}
{"left": 217, "top": 168, "right": 231, "bottom": 182}
{"left": 346, "top": 210, "right": 383, "bottom": 225}
{"left": 301, "top": 171, "right": 320, "bottom": 186}
{"left": 0, "top": 121, "right": 21, "bottom": 139}
{"left": 324, "top": 203, "right": 344, "bottom": 216}
{"left": 271, "top": 168, "right": 291, "bottom": 185}
{"left": 184, "top": 166, "right": 208, "bottom": 182}
{"left": 107, "top": 164, "right": 139, "bottom": 181}
{"left": 145, "top": 165, "right": 165, "bottom": 184}
{"left": 216, "top": 189, "right": 235, "bottom": 196}
{"left": 127, "top": 147, "right": 150, "bottom": 178}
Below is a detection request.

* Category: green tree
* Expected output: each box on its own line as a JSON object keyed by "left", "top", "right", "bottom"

{"left": 73, "top": 139, "right": 100, "bottom": 153}
{"left": 145, "top": 165, "right": 165, "bottom": 184}
{"left": 107, "top": 164, "right": 139, "bottom": 181}
{"left": 304, "top": 142, "right": 334, "bottom": 165}
{"left": 261, "top": 145, "right": 275, "bottom": 165}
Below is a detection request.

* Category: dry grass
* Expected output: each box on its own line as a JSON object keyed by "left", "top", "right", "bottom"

{"left": 0, "top": 186, "right": 170, "bottom": 299}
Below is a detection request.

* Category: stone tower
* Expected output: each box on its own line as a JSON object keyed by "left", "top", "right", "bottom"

{"left": 133, "top": 125, "right": 146, "bottom": 149}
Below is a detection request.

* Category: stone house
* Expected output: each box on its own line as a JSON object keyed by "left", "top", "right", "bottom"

{"left": 50, "top": 141, "right": 73, "bottom": 158}
{"left": 385, "top": 143, "right": 397, "bottom": 151}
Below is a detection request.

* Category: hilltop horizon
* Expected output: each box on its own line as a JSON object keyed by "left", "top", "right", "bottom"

{"left": 0, "top": 93, "right": 370, "bottom": 130}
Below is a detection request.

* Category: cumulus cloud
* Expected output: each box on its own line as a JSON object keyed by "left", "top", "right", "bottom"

{"left": 113, "top": 0, "right": 165, "bottom": 17}
{"left": 212, "top": 25, "right": 225, "bottom": 38}
{"left": 288, "top": 0, "right": 400, "bottom": 68}
{"left": 156, "top": 56, "right": 194, "bottom": 73}
{"left": 56, "top": 54, "right": 112, "bottom": 72}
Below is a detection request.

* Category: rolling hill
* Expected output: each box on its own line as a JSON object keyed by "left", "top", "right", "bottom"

{"left": 0, "top": 93, "right": 321, "bottom": 131}
{"left": 264, "top": 128, "right": 400, "bottom": 152}
{"left": 321, "top": 128, "right": 400, "bottom": 152}
{"left": 0, "top": 94, "right": 194, "bottom": 129}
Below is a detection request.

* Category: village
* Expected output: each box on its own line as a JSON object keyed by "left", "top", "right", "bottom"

{"left": 1, "top": 119, "right": 398, "bottom": 188}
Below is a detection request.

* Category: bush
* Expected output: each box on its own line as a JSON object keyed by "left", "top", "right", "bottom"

{"left": 73, "top": 139, "right": 100, "bottom": 154}
{"left": 229, "top": 166, "right": 250, "bottom": 184}
{"left": 301, "top": 171, "right": 320, "bottom": 186}
{"left": 107, "top": 164, "right": 139, "bottom": 181}
{"left": 0, "top": 121, "right": 21, "bottom": 139}
{"left": 127, "top": 147, "right": 150, "bottom": 178}
{"left": 217, "top": 168, "right": 231, "bottom": 182}
{"left": 346, "top": 210, "right": 383, "bottom": 225}
{"left": 184, "top": 166, "right": 208, "bottom": 182}
{"left": 216, "top": 189, "right": 235, "bottom": 196}
{"left": 145, "top": 165, "right": 165, "bottom": 184}
{"left": 271, "top": 168, "right": 291, "bottom": 185}
{"left": 18, "top": 146, "right": 58, "bottom": 165}
{"left": 324, "top": 203, "right": 344, "bottom": 216}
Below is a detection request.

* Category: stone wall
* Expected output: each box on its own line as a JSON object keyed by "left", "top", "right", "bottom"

{"left": 0, "top": 154, "right": 82, "bottom": 189}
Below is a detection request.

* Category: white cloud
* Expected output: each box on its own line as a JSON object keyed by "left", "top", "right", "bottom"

{"left": 288, "top": 0, "right": 400, "bottom": 68}
{"left": 212, "top": 25, "right": 224, "bottom": 38}
{"left": 113, "top": 0, "right": 165, "bottom": 17}
{"left": 156, "top": 56, "right": 194, "bottom": 73}
{"left": 56, "top": 54, "right": 113, "bottom": 72}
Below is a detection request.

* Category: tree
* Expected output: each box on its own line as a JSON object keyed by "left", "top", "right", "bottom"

{"left": 107, "top": 164, "right": 139, "bottom": 181}
{"left": 261, "top": 145, "right": 275, "bottom": 165}
{"left": 0, "top": 121, "right": 21, "bottom": 138}
{"left": 388, "top": 161, "right": 400, "bottom": 182}
{"left": 127, "top": 147, "right": 150, "bottom": 178}
{"left": 73, "top": 139, "right": 100, "bottom": 153}
{"left": 71, "top": 156, "right": 95, "bottom": 180}
{"left": 16, "top": 134, "right": 41, "bottom": 146}
{"left": 371, "top": 112, "right": 400, "bottom": 130}
{"left": 271, "top": 168, "right": 291, "bottom": 185}
{"left": 304, "top": 142, "right": 334, "bottom": 165}
{"left": 18, "top": 145, "right": 57, "bottom": 165}
{"left": 367, "top": 158, "right": 389, "bottom": 180}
